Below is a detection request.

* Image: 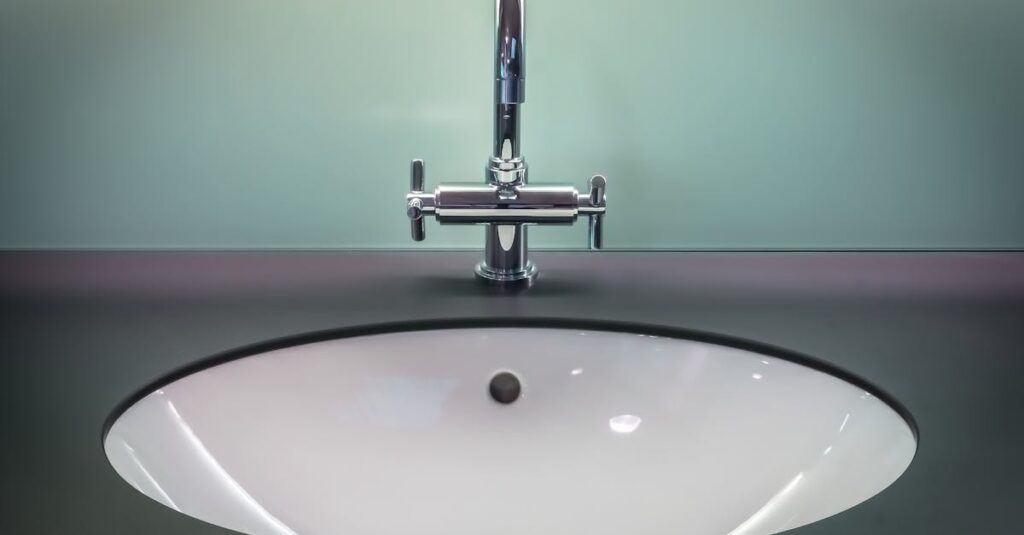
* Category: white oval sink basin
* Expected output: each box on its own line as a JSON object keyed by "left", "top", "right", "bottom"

{"left": 104, "top": 321, "right": 917, "bottom": 535}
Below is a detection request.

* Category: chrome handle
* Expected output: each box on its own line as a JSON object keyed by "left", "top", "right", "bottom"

{"left": 408, "top": 198, "right": 425, "bottom": 241}
{"left": 589, "top": 174, "right": 606, "bottom": 206}
{"left": 589, "top": 214, "right": 604, "bottom": 250}
{"left": 410, "top": 159, "right": 425, "bottom": 191}
{"left": 587, "top": 175, "right": 606, "bottom": 250}
{"left": 408, "top": 159, "right": 426, "bottom": 241}
{"left": 404, "top": 160, "right": 607, "bottom": 250}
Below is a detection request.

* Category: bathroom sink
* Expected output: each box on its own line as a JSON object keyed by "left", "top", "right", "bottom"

{"left": 104, "top": 320, "right": 916, "bottom": 535}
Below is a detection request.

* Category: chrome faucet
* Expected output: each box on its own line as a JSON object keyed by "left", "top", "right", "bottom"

{"left": 404, "top": 0, "right": 607, "bottom": 286}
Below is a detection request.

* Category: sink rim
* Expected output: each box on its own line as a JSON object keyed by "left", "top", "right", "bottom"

{"left": 101, "top": 316, "right": 920, "bottom": 450}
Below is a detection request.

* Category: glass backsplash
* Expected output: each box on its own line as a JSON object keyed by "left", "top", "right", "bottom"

{"left": 2, "top": 0, "right": 1022, "bottom": 249}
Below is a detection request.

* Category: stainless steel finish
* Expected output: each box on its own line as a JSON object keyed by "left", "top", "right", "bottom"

{"left": 476, "top": 224, "right": 536, "bottom": 283}
{"left": 587, "top": 175, "right": 606, "bottom": 249}
{"left": 588, "top": 213, "right": 604, "bottom": 250}
{"left": 495, "top": 0, "right": 525, "bottom": 106}
{"left": 494, "top": 0, "right": 524, "bottom": 167}
{"left": 408, "top": 160, "right": 426, "bottom": 241}
{"left": 403, "top": 0, "right": 608, "bottom": 284}
{"left": 407, "top": 198, "right": 425, "bottom": 242}
{"left": 588, "top": 175, "right": 606, "bottom": 206}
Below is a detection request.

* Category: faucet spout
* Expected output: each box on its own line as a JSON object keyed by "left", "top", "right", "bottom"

{"left": 493, "top": 0, "right": 525, "bottom": 165}
{"left": 495, "top": 0, "right": 525, "bottom": 105}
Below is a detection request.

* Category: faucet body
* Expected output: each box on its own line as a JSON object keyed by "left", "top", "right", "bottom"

{"left": 405, "top": 0, "right": 606, "bottom": 285}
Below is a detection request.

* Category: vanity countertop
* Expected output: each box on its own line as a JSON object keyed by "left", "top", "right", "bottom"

{"left": 1, "top": 251, "right": 1022, "bottom": 534}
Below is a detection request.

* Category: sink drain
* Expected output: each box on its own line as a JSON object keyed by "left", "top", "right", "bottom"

{"left": 489, "top": 371, "right": 521, "bottom": 404}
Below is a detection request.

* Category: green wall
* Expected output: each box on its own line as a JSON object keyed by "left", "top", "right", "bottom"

{"left": 2, "top": 0, "right": 1022, "bottom": 249}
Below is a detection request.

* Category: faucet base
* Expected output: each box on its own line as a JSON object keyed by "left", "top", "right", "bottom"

{"left": 474, "top": 261, "right": 537, "bottom": 286}
{"left": 476, "top": 223, "right": 536, "bottom": 285}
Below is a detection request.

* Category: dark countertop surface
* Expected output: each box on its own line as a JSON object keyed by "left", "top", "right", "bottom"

{"left": 1, "top": 251, "right": 1022, "bottom": 534}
